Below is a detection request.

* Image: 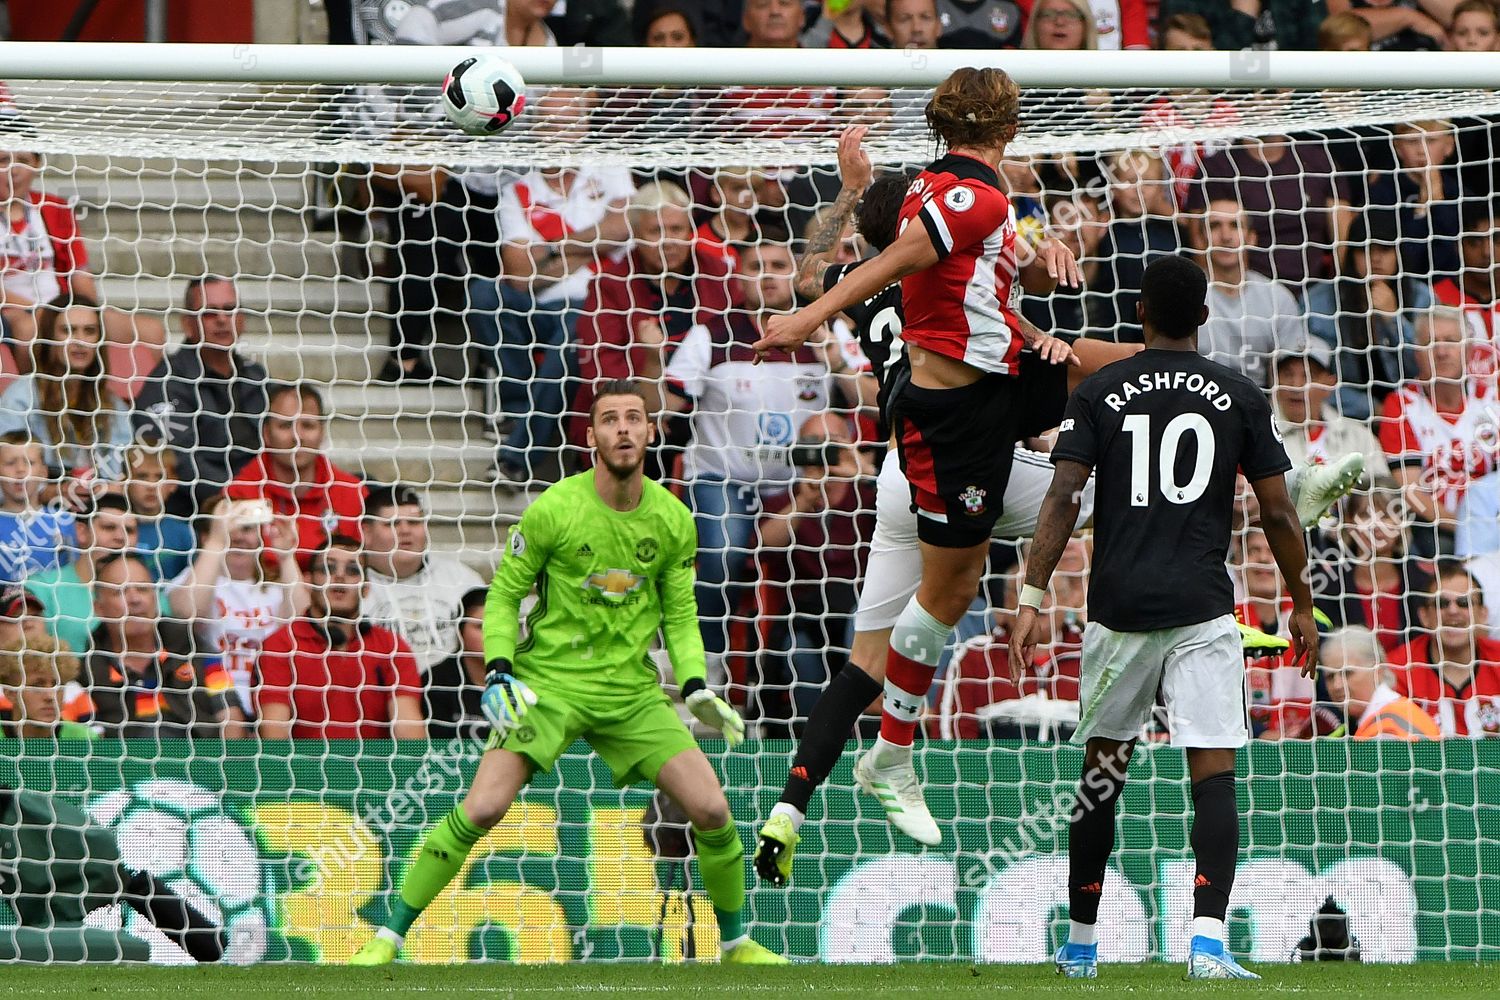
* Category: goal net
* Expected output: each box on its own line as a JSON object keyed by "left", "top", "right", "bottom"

{"left": 0, "top": 45, "right": 1498, "bottom": 966}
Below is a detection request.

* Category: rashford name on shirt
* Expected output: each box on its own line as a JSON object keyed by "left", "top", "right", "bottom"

{"left": 1104, "top": 369, "right": 1235, "bottom": 413}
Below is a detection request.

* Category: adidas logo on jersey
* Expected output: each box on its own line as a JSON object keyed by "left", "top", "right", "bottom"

{"left": 576, "top": 543, "right": 593, "bottom": 557}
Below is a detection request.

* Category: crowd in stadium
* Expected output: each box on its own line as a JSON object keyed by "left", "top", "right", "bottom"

{"left": 0, "top": 0, "right": 1498, "bottom": 746}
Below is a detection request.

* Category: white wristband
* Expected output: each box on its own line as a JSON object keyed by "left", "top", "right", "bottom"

{"left": 1018, "top": 584, "right": 1046, "bottom": 610}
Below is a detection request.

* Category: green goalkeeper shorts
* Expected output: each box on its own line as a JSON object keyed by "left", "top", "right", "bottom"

{"left": 484, "top": 683, "right": 699, "bottom": 787}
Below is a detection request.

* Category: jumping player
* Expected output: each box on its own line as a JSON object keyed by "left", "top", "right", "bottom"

{"left": 1012, "top": 256, "right": 1320, "bottom": 980}
{"left": 753, "top": 125, "right": 1364, "bottom": 879}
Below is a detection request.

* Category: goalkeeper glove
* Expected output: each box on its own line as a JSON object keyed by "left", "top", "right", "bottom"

{"left": 682, "top": 678, "right": 745, "bottom": 748}
{"left": 481, "top": 660, "right": 537, "bottom": 737}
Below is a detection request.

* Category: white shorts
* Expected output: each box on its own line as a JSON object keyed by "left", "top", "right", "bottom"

{"left": 1075, "top": 614, "right": 1248, "bottom": 749}
{"left": 853, "top": 447, "right": 1097, "bottom": 632}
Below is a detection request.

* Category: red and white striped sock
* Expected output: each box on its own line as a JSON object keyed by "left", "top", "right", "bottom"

{"left": 878, "top": 598, "right": 954, "bottom": 746}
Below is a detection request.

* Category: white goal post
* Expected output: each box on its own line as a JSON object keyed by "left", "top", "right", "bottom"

{"left": 0, "top": 44, "right": 1496, "bottom": 967}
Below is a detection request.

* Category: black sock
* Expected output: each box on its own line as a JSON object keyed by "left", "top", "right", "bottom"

{"left": 1190, "top": 771, "right": 1239, "bottom": 922}
{"left": 1067, "top": 766, "right": 1126, "bottom": 925}
{"left": 780, "top": 660, "right": 883, "bottom": 813}
{"left": 123, "top": 868, "right": 228, "bottom": 964}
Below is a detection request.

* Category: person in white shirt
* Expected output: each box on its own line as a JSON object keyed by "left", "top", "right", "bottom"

{"left": 166, "top": 498, "right": 308, "bottom": 730}
{"left": 663, "top": 239, "right": 863, "bottom": 673}
{"left": 360, "top": 483, "right": 484, "bottom": 673}
{"left": 468, "top": 88, "right": 635, "bottom": 490}
{"left": 1271, "top": 342, "right": 1389, "bottom": 480}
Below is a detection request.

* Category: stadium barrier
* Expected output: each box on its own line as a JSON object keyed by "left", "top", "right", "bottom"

{"left": 3, "top": 739, "right": 1496, "bottom": 964}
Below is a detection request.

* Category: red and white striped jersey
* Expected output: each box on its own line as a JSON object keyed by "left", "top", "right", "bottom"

{"left": 898, "top": 153, "right": 1023, "bottom": 375}
{"left": 1379, "top": 381, "right": 1499, "bottom": 512}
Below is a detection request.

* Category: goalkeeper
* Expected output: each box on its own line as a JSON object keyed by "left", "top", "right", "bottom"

{"left": 351, "top": 380, "right": 785, "bottom": 966}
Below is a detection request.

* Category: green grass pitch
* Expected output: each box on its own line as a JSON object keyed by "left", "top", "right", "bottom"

{"left": 1, "top": 963, "right": 1494, "bottom": 999}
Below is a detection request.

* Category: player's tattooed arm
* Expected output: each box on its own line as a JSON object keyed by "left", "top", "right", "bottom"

{"left": 794, "top": 124, "right": 873, "bottom": 302}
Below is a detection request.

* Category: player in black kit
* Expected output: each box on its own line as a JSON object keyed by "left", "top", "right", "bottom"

{"left": 1011, "top": 255, "right": 1320, "bottom": 981}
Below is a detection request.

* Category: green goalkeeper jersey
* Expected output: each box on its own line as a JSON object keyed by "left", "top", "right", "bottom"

{"left": 483, "top": 472, "right": 707, "bottom": 695}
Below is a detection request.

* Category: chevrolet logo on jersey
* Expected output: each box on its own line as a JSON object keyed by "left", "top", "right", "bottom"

{"left": 583, "top": 569, "right": 645, "bottom": 601}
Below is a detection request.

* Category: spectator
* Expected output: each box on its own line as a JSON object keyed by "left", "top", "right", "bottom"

{"left": 1320, "top": 625, "right": 1440, "bottom": 739}
{"left": 1087, "top": 149, "right": 1183, "bottom": 343}
{"left": 1160, "top": 0, "right": 1329, "bottom": 50}
{"left": 1337, "top": 0, "right": 1447, "bottom": 51}
{"left": 1189, "top": 134, "right": 1349, "bottom": 287}
{"left": 742, "top": 0, "right": 806, "bottom": 45}
{"left": 361, "top": 483, "right": 483, "bottom": 674}
{"left": 695, "top": 168, "right": 790, "bottom": 269}
{"left": 1271, "top": 344, "right": 1390, "bottom": 477}
{"left": 638, "top": 3, "right": 699, "bottom": 45}
{"left": 1432, "top": 201, "right": 1500, "bottom": 384}
{"left": 804, "top": 0, "right": 884, "bottom": 47}
{"left": 1389, "top": 561, "right": 1500, "bottom": 736}
{"left": 0, "top": 584, "right": 47, "bottom": 651}
{"left": 132, "top": 276, "right": 270, "bottom": 518}
{"left": 0, "top": 294, "right": 133, "bottom": 481}
{"left": 663, "top": 240, "right": 862, "bottom": 676}
{"left": 124, "top": 443, "right": 193, "bottom": 583}
{"left": 82, "top": 553, "right": 229, "bottom": 739}
{"left": 167, "top": 498, "right": 306, "bottom": 730}
{"left": 1023, "top": 0, "right": 1099, "bottom": 48}
{"left": 758, "top": 412, "right": 876, "bottom": 726}
{"left": 0, "top": 632, "right": 91, "bottom": 739}
{"left": 1314, "top": 481, "right": 1432, "bottom": 653}
{"left": 1319, "top": 10, "right": 1375, "bottom": 47}
{"left": 224, "top": 382, "right": 365, "bottom": 560}
{"left": 1195, "top": 196, "right": 1308, "bottom": 387}
{"left": 1159, "top": 11, "right": 1214, "bottom": 48}
{"left": 0, "top": 433, "right": 71, "bottom": 586}
{"left": 256, "top": 535, "right": 425, "bottom": 740}
{"left": 1088, "top": 0, "right": 1150, "bottom": 48}
{"left": 422, "top": 586, "right": 489, "bottom": 742}
{"left": 1236, "top": 529, "right": 1316, "bottom": 738}
{"left": 1449, "top": 0, "right": 1500, "bottom": 49}
{"left": 887, "top": 0, "right": 941, "bottom": 47}
{"left": 1457, "top": 471, "right": 1500, "bottom": 557}
{"left": 571, "top": 181, "right": 737, "bottom": 450}
{"left": 469, "top": 89, "right": 634, "bottom": 490}
{"left": 25, "top": 493, "right": 157, "bottom": 657}
{"left": 0, "top": 148, "right": 165, "bottom": 373}
{"left": 1304, "top": 213, "right": 1428, "bottom": 420}
{"left": 367, "top": 158, "right": 467, "bottom": 384}
{"left": 633, "top": 0, "right": 741, "bottom": 45}
{"left": 1379, "top": 308, "right": 1497, "bottom": 546}
{"left": 393, "top": 0, "right": 503, "bottom": 44}
{"left": 1365, "top": 121, "right": 1463, "bottom": 280}
{"left": 543, "top": 0, "right": 633, "bottom": 45}
{"left": 506, "top": 0, "right": 559, "bottom": 45}
{"left": 935, "top": 0, "right": 1025, "bottom": 46}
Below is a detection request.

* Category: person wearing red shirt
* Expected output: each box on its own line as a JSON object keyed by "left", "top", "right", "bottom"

{"left": 0, "top": 148, "right": 165, "bottom": 375}
{"left": 224, "top": 383, "right": 365, "bottom": 561}
{"left": 1313, "top": 483, "right": 1432, "bottom": 655}
{"left": 256, "top": 535, "right": 425, "bottom": 740}
{"left": 1389, "top": 561, "right": 1500, "bottom": 737}
{"left": 757, "top": 66, "right": 1080, "bottom": 843}
{"left": 570, "top": 181, "right": 736, "bottom": 448}
{"left": 1432, "top": 202, "right": 1500, "bottom": 387}
{"left": 1379, "top": 308, "right": 1498, "bottom": 547}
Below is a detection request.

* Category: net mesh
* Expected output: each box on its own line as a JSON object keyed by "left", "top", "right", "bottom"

{"left": 0, "top": 67, "right": 1498, "bottom": 965}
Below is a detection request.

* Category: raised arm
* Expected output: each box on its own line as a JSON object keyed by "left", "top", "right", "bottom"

{"left": 794, "top": 125, "right": 873, "bottom": 302}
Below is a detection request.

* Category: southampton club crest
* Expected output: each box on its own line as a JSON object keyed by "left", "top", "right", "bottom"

{"left": 959, "top": 485, "right": 987, "bottom": 515}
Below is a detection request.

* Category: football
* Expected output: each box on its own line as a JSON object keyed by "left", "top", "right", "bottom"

{"left": 89, "top": 779, "right": 268, "bottom": 965}
{"left": 442, "top": 55, "right": 528, "bottom": 135}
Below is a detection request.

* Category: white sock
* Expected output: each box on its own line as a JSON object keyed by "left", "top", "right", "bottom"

{"left": 769, "top": 801, "right": 805, "bottom": 830}
{"left": 871, "top": 735, "right": 912, "bottom": 764}
{"left": 720, "top": 933, "right": 748, "bottom": 953}
{"left": 1192, "top": 916, "right": 1225, "bottom": 943}
{"left": 376, "top": 926, "right": 404, "bottom": 947}
{"left": 1068, "top": 920, "right": 1097, "bottom": 947}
